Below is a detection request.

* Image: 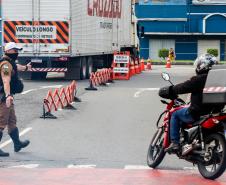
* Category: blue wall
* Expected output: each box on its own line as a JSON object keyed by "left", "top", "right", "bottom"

{"left": 206, "top": 15, "right": 226, "bottom": 33}
{"left": 220, "top": 41, "right": 225, "bottom": 61}
{"left": 136, "top": 1, "right": 226, "bottom": 60}
{"left": 175, "top": 39, "right": 197, "bottom": 60}
{"left": 136, "top": 5, "right": 187, "bottom": 18}
{"left": 140, "top": 38, "right": 149, "bottom": 60}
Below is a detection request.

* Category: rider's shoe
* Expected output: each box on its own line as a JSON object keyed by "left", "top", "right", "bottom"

{"left": 165, "top": 142, "right": 179, "bottom": 153}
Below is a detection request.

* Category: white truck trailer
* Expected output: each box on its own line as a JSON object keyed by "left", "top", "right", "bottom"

{"left": 2, "top": 0, "right": 138, "bottom": 80}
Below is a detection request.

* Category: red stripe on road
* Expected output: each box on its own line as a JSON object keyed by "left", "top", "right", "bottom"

{"left": 0, "top": 169, "right": 225, "bottom": 185}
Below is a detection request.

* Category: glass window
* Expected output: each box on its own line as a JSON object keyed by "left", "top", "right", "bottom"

{"left": 139, "top": 0, "right": 186, "bottom": 5}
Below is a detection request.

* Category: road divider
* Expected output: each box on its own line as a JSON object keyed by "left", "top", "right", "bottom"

{"left": 41, "top": 81, "right": 81, "bottom": 119}
{"left": 85, "top": 68, "right": 113, "bottom": 91}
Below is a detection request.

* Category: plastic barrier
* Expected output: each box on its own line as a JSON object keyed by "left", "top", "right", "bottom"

{"left": 41, "top": 81, "right": 80, "bottom": 119}
{"left": 112, "top": 52, "right": 130, "bottom": 80}
{"left": 85, "top": 68, "right": 113, "bottom": 91}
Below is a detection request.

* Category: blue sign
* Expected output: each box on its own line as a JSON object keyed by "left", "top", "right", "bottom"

{"left": 139, "top": 0, "right": 186, "bottom": 5}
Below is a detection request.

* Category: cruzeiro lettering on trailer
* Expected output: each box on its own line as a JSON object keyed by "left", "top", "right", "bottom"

{"left": 88, "top": 0, "right": 122, "bottom": 18}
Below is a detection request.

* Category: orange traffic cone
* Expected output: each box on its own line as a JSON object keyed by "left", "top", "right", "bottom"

{"left": 166, "top": 58, "right": 171, "bottom": 68}
{"left": 130, "top": 61, "right": 136, "bottom": 76}
{"left": 146, "top": 58, "right": 152, "bottom": 70}
{"left": 135, "top": 60, "right": 139, "bottom": 74}
{"left": 140, "top": 58, "right": 145, "bottom": 71}
{"left": 147, "top": 62, "right": 152, "bottom": 70}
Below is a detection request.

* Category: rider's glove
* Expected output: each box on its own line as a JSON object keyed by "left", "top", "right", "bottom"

{"left": 159, "top": 86, "right": 177, "bottom": 100}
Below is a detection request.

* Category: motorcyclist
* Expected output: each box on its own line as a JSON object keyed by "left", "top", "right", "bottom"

{"left": 159, "top": 54, "right": 219, "bottom": 153}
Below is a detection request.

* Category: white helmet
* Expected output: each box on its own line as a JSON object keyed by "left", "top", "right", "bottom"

{"left": 194, "top": 54, "right": 218, "bottom": 74}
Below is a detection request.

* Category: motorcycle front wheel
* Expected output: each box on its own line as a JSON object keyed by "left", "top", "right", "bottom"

{"left": 197, "top": 133, "right": 226, "bottom": 180}
{"left": 147, "top": 128, "right": 166, "bottom": 168}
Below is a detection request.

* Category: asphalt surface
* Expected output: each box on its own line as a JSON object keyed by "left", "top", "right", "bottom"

{"left": 0, "top": 66, "right": 218, "bottom": 171}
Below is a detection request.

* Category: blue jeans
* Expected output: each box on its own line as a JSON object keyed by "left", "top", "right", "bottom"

{"left": 170, "top": 107, "right": 194, "bottom": 144}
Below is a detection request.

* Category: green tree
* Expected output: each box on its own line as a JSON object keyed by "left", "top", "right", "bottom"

{"left": 158, "top": 48, "right": 169, "bottom": 61}
{"left": 207, "top": 49, "right": 218, "bottom": 57}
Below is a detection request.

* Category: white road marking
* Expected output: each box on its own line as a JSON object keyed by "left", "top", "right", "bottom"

{"left": 124, "top": 165, "right": 151, "bottom": 170}
{"left": 40, "top": 85, "right": 63, "bottom": 89}
{"left": 0, "top": 127, "right": 32, "bottom": 149}
{"left": 9, "top": 164, "right": 39, "bottom": 169}
{"left": 183, "top": 167, "right": 198, "bottom": 171}
{"left": 134, "top": 88, "right": 159, "bottom": 98}
{"left": 21, "top": 89, "right": 38, "bottom": 95}
{"left": 21, "top": 85, "right": 63, "bottom": 95}
{"left": 67, "top": 164, "right": 97, "bottom": 169}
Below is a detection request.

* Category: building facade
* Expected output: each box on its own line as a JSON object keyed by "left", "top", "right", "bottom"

{"left": 136, "top": 0, "right": 226, "bottom": 61}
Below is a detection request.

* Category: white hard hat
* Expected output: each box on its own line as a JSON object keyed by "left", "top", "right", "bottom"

{"left": 5, "top": 42, "right": 22, "bottom": 52}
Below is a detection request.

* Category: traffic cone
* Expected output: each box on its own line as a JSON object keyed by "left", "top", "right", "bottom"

{"left": 130, "top": 61, "right": 136, "bottom": 76}
{"left": 140, "top": 58, "right": 145, "bottom": 71}
{"left": 135, "top": 60, "right": 139, "bottom": 74}
{"left": 146, "top": 58, "right": 152, "bottom": 70}
{"left": 166, "top": 58, "right": 171, "bottom": 68}
{"left": 147, "top": 62, "right": 152, "bottom": 70}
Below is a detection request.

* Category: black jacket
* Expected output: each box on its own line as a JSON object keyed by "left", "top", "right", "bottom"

{"left": 171, "top": 74, "right": 221, "bottom": 119}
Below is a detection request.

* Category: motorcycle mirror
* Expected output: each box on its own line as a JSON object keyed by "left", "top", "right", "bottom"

{"left": 162, "top": 72, "right": 170, "bottom": 81}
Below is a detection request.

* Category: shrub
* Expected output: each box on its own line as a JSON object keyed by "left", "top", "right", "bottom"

{"left": 158, "top": 48, "right": 169, "bottom": 60}
{"left": 207, "top": 49, "right": 218, "bottom": 57}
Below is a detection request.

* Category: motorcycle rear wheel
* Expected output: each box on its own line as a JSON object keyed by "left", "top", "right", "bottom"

{"left": 147, "top": 128, "right": 166, "bottom": 168}
{"left": 197, "top": 133, "right": 226, "bottom": 180}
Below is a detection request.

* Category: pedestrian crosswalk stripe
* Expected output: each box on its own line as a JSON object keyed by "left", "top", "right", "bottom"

{"left": 124, "top": 165, "right": 151, "bottom": 170}
{"left": 8, "top": 164, "right": 39, "bottom": 169}
{"left": 183, "top": 167, "right": 198, "bottom": 171}
{"left": 67, "top": 164, "right": 97, "bottom": 169}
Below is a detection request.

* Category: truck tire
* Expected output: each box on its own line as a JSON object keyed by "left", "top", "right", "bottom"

{"left": 80, "top": 57, "right": 87, "bottom": 80}
{"left": 86, "top": 57, "right": 93, "bottom": 79}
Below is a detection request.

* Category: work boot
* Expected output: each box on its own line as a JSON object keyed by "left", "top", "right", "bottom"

{"left": 0, "top": 131, "right": 10, "bottom": 157}
{"left": 9, "top": 127, "right": 30, "bottom": 152}
{"left": 165, "top": 142, "right": 179, "bottom": 153}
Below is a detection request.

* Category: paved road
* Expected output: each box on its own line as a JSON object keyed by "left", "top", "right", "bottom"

{"left": 0, "top": 65, "right": 225, "bottom": 184}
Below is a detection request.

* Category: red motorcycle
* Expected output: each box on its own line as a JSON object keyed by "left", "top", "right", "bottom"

{"left": 147, "top": 73, "right": 226, "bottom": 180}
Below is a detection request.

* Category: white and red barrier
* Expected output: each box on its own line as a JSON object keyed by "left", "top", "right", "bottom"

{"left": 41, "top": 81, "right": 80, "bottom": 119}
{"left": 85, "top": 68, "right": 113, "bottom": 91}
{"left": 29, "top": 68, "right": 68, "bottom": 72}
